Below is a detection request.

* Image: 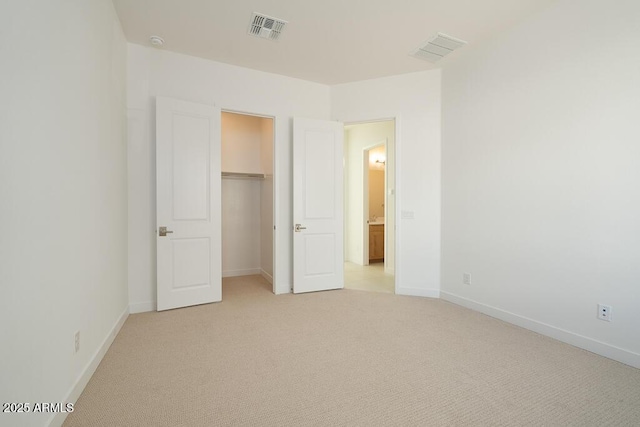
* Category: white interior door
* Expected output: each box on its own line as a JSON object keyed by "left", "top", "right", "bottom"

{"left": 293, "top": 118, "right": 344, "bottom": 293}
{"left": 156, "top": 97, "right": 221, "bottom": 311}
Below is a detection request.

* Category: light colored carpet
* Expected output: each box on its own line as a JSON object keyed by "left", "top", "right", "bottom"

{"left": 64, "top": 275, "right": 640, "bottom": 426}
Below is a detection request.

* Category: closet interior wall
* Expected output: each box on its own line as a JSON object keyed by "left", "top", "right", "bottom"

{"left": 221, "top": 112, "right": 274, "bottom": 284}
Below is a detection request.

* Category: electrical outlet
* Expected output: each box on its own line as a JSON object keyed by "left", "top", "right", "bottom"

{"left": 463, "top": 273, "right": 471, "bottom": 285}
{"left": 74, "top": 331, "right": 80, "bottom": 353}
{"left": 597, "top": 304, "right": 612, "bottom": 322}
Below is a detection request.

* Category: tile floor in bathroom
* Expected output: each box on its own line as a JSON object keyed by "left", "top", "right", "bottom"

{"left": 344, "top": 262, "right": 394, "bottom": 294}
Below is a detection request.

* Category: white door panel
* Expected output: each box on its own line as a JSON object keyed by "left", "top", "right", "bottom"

{"left": 293, "top": 118, "right": 344, "bottom": 293}
{"left": 171, "top": 114, "right": 211, "bottom": 220}
{"left": 156, "top": 97, "right": 221, "bottom": 311}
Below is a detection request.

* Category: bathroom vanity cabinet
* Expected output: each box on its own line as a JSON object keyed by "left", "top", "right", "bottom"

{"left": 369, "top": 224, "right": 384, "bottom": 262}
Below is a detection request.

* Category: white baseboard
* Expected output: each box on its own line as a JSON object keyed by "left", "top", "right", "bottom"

{"left": 441, "top": 291, "right": 640, "bottom": 369}
{"left": 396, "top": 286, "right": 440, "bottom": 298}
{"left": 261, "top": 269, "right": 273, "bottom": 285}
{"left": 129, "top": 300, "right": 155, "bottom": 314}
{"left": 223, "top": 268, "right": 261, "bottom": 278}
{"left": 48, "top": 306, "right": 129, "bottom": 427}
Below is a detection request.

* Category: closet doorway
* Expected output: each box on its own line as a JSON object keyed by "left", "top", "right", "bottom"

{"left": 221, "top": 111, "right": 275, "bottom": 293}
{"left": 343, "top": 120, "right": 396, "bottom": 293}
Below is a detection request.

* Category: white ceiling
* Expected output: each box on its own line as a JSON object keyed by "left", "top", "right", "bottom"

{"left": 112, "top": 0, "right": 555, "bottom": 85}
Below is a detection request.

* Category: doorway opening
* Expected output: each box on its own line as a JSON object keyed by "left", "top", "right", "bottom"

{"left": 220, "top": 111, "right": 275, "bottom": 294}
{"left": 343, "top": 120, "right": 396, "bottom": 293}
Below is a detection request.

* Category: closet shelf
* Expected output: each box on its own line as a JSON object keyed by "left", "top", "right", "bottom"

{"left": 221, "top": 171, "right": 266, "bottom": 180}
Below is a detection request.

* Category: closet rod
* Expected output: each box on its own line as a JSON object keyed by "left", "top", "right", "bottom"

{"left": 221, "top": 171, "right": 266, "bottom": 179}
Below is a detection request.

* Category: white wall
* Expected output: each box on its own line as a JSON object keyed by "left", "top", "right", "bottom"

{"left": 441, "top": 0, "right": 640, "bottom": 367}
{"left": 333, "top": 71, "right": 441, "bottom": 296}
{"left": 127, "top": 45, "right": 330, "bottom": 308}
{"left": 221, "top": 113, "right": 261, "bottom": 277}
{"left": 0, "top": 1, "right": 128, "bottom": 426}
{"left": 220, "top": 113, "right": 273, "bottom": 279}
{"left": 222, "top": 179, "right": 261, "bottom": 277}
{"left": 221, "top": 112, "right": 263, "bottom": 174}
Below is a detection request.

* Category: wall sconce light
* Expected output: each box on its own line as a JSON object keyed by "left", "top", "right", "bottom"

{"left": 370, "top": 152, "right": 386, "bottom": 169}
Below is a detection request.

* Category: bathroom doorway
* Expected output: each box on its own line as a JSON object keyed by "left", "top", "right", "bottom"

{"left": 343, "top": 120, "right": 395, "bottom": 293}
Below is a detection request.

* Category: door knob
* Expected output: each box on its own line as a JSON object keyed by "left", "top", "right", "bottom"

{"left": 294, "top": 224, "right": 307, "bottom": 232}
{"left": 158, "top": 226, "right": 174, "bottom": 237}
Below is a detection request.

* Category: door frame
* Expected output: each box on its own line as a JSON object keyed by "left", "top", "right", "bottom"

{"left": 343, "top": 116, "right": 399, "bottom": 294}
{"left": 220, "top": 108, "right": 277, "bottom": 294}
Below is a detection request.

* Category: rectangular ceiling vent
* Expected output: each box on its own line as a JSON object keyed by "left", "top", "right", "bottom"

{"left": 248, "top": 12, "right": 288, "bottom": 41}
{"left": 410, "top": 32, "right": 467, "bottom": 62}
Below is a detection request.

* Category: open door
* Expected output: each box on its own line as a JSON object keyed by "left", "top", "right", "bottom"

{"left": 293, "top": 118, "right": 344, "bottom": 293}
{"left": 156, "top": 97, "right": 222, "bottom": 311}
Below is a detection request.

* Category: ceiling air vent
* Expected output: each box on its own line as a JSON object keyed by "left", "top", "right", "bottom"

{"left": 248, "top": 12, "right": 288, "bottom": 41}
{"left": 410, "top": 32, "right": 467, "bottom": 62}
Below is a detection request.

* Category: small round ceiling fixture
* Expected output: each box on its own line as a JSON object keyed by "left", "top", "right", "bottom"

{"left": 149, "top": 36, "right": 165, "bottom": 47}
